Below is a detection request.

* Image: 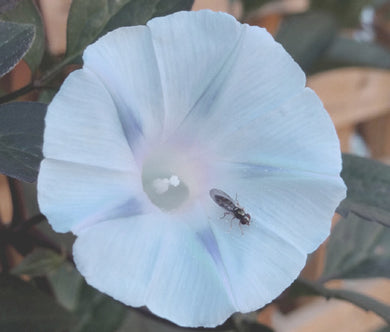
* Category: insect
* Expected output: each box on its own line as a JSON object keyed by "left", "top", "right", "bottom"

{"left": 209, "top": 188, "right": 251, "bottom": 226}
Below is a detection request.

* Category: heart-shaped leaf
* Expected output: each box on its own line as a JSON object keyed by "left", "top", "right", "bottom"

{"left": 0, "top": 274, "right": 76, "bottom": 331}
{"left": 0, "top": 102, "right": 46, "bottom": 182}
{"left": 0, "top": 21, "right": 34, "bottom": 77}
{"left": 1, "top": 0, "right": 45, "bottom": 73}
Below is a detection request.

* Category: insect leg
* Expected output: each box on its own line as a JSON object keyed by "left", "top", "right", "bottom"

{"left": 220, "top": 212, "right": 230, "bottom": 219}
{"left": 230, "top": 215, "right": 235, "bottom": 228}
{"left": 239, "top": 223, "right": 244, "bottom": 235}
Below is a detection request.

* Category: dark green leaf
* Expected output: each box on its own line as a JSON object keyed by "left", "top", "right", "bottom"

{"left": 337, "top": 154, "right": 390, "bottom": 227}
{"left": 0, "top": 274, "right": 76, "bottom": 331}
{"left": 0, "top": 0, "right": 22, "bottom": 14}
{"left": 1, "top": 0, "right": 45, "bottom": 73}
{"left": 310, "top": 0, "right": 373, "bottom": 28}
{"left": 103, "top": 0, "right": 194, "bottom": 34}
{"left": 312, "top": 36, "right": 390, "bottom": 73}
{"left": 36, "top": 221, "right": 76, "bottom": 253}
{"left": 323, "top": 213, "right": 390, "bottom": 280}
{"left": 66, "top": 0, "right": 194, "bottom": 58}
{"left": 0, "top": 21, "right": 34, "bottom": 77}
{"left": 48, "top": 262, "right": 83, "bottom": 311}
{"left": 11, "top": 248, "right": 64, "bottom": 277}
{"left": 73, "top": 283, "right": 127, "bottom": 332}
{"left": 376, "top": 326, "right": 390, "bottom": 332}
{"left": 151, "top": 0, "right": 193, "bottom": 16}
{"left": 66, "top": 0, "right": 126, "bottom": 57}
{"left": 275, "top": 11, "right": 337, "bottom": 72}
{"left": 241, "top": 0, "right": 273, "bottom": 16}
{"left": 37, "top": 88, "right": 58, "bottom": 104}
{"left": 324, "top": 289, "right": 390, "bottom": 324}
{"left": 237, "top": 322, "right": 273, "bottom": 332}
{"left": 293, "top": 278, "right": 390, "bottom": 325}
{"left": 234, "top": 316, "right": 274, "bottom": 332}
{"left": 21, "top": 181, "right": 39, "bottom": 217}
{"left": 117, "top": 309, "right": 236, "bottom": 332}
{"left": 0, "top": 102, "right": 46, "bottom": 182}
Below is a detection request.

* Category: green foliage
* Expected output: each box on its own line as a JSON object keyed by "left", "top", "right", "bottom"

{"left": 275, "top": 11, "right": 337, "bottom": 72}
{"left": 117, "top": 310, "right": 269, "bottom": 332}
{"left": 312, "top": 36, "right": 390, "bottom": 73}
{"left": 102, "top": 0, "right": 194, "bottom": 34}
{"left": 0, "top": 274, "right": 76, "bottom": 332}
{"left": 338, "top": 154, "right": 390, "bottom": 227}
{"left": 273, "top": 9, "right": 390, "bottom": 74}
{"left": 47, "top": 262, "right": 84, "bottom": 311}
{"left": 322, "top": 155, "right": 390, "bottom": 281}
{"left": 66, "top": 0, "right": 130, "bottom": 57}
{"left": 233, "top": 318, "right": 274, "bottom": 332}
{"left": 271, "top": 7, "right": 390, "bottom": 74}
{"left": 2, "top": 1, "right": 390, "bottom": 331}
{"left": 35, "top": 220, "right": 76, "bottom": 253}
{"left": 0, "top": 0, "right": 45, "bottom": 73}
{"left": 323, "top": 213, "right": 390, "bottom": 280}
{"left": 0, "top": 102, "right": 46, "bottom": 182}
{"left": 292, "top": 279, "right": 390, "bottom": 325}
{"left": 241, "top": 0, "right": 272, "bottom": 16}
{"left": 73, "top": 282, "right": 127, "bottom": 332}
{"left": 66, "top": 0, "right": 194, "bottom": 58}
{"left": 11, "top": 248, "right": 65, "bottom": 277}
{"left": 310, "top": 0, "right": 373, "bottom": 27}
{"left": 5, "top": 252, "right": 126, "bottom": 332}
{"left": 289, "top": 154, "right": 390, "bottom": 323}
{"left": 0, "top": 0, "right": 22, "bottom": 14}
{"left": 0, "top": 21, "right": 34, "bottom": 77}
{"left": 37, "top": 88, "right": 58, "bottom": 104}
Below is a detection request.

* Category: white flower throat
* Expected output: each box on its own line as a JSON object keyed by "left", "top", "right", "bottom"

{"left": 152, "top": 175, "right": 180, "bottom": 194}
{"left": 141, "top": 143, "right": 209, "bottom": 212}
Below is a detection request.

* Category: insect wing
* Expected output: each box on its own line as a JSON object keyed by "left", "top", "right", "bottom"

{"left": 209, "top": 188, "right": 236, "bottom": 212}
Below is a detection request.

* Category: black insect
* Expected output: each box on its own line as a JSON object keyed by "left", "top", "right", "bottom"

{"left": 209, "top": 188, "right": 251, "bottom": 226}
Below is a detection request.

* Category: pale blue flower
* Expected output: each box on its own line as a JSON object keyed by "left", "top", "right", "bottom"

{"left": 37, "top": 10, "right": 346, "bottom": 328}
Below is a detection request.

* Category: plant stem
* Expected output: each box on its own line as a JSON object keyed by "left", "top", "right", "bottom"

{"left": 0, "top": 51, "right": 82, "bottom": 104}
{"left": 296, "top": 278, "right": 390, "bottom": 325}
{"left": 12, "top": 213, "right": 47, "bottom": 231}
{"left": 0, "top": 225, "right": 9, "bottom": 272}
{"left": 0, "top": 83, "right": 35, "bottom": 104}
{"left": 131, "top": 307, "right": 236, "bottom": 331}
{"left": 27, "top": 227, "right": 74, "bottom": 264}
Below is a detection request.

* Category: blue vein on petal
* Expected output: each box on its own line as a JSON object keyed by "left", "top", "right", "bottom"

{"left": 217, "top": 160, "right": 343, "bottom": 180}
{"left": 196, "top": 227, "right": 238, "bottom": 309}
{"left": 174, "top": 27, "right": 247, "bottom": 136}
{"left": 82, "top": 67, "right": 145, "bottom": 154}
{"left": 214, "top": 160, "right": 337, "bottom": 254}
{"left": 146, "top": 25, "right": 168, "bottom": 136}
{"left": 73, "top": 198, "right": 143, "bottom": 234}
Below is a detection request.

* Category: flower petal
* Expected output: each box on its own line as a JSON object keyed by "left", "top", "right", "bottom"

{"left": 82, "top": 26, "right": 165, "bottom": 155}
{"left": 212, "top": 88, "right": 342, "bottom": 175}
{"left": 208, "top": 88, "right": 346, "bottom": 254}
{"left": 148, "top": 10, "right": 305, "bottom": 140}
{"left": 38, "top": 159, "right": 144, "bottom": 233}
{"left": 73, "top": 213, "right": 235, "bottom": 327}
{"left": 38, "top": 10, "right": 346, "bottom": 329}
{"left": 214, "top": 166, "right": 344, "bottom": 253}
{"left": 207, "top": 209, "right": 307, "bottom": 312}
{"left": 43, "top": 69, "right": 136, "bottom": 172}
{"left": 147, "top": 10, "right": 243, "bottom": 136}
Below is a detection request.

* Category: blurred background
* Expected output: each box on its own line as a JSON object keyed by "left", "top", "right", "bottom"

{"left": 1, "top": 0, "right": 390, "bottom": 331}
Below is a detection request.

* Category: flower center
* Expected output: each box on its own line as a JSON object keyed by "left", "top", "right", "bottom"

{"left": 143, "top": 172, "right": 190, "bottom": 211}
{"left": 141, "top": 145, "right": 193, "bottom": 211}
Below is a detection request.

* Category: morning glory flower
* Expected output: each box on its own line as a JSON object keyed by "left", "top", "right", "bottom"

{"left": 37, "top": 10, "right": 346, "bottom": 328}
